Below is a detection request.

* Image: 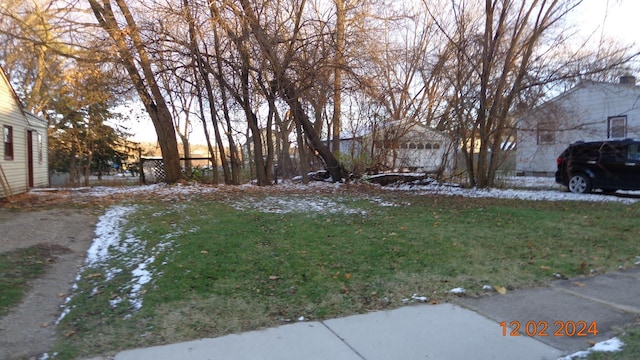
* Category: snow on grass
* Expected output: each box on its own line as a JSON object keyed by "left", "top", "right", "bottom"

{"left": 278, "top": 176, "right": 639, "bottom": 204}
{"left": 31, "top": 182, "right": 220, "bottom": 200}
{"left": 59, "top": 204, "right": 183, "bottom": 322}
{"left": 377, "top": 176, "right": 640, "bottom": 204}
{"left": 402, "top": 294, "right": 429, "bottom": 304}
{"left": 51, "top": 176, "right": 638, "bottom": 330}
{"left": 227, "top": 194, "right": 380, "bottom": 215}
{"left": 51, "top": 176, "right": 638, "bottom": 321}
{"left": 449, "top": 287, "right": 466, "bottom": 295}
{"left": 85, "top": 205, "right": 137, "bottom": 268}
{"left": 557, "top": 337, "right": 624, "bottom": 359}
{"left": 30, "top": 175, "right": 640, "bottom": 205}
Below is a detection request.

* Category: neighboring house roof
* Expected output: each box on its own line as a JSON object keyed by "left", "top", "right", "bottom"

{"left": 340, "top": 120, "right": 448, "bottom": 140}
{"left": 521, "top": 79, "right": 640, "bottom": 121}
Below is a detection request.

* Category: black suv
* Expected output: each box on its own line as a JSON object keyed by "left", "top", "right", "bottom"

{"left": 555, "top": 139, "right": 640, "bottom": 193}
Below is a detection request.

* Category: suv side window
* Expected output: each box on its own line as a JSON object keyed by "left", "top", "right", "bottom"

{"left": 629, "top": 144, "right": 640, "bottom": 161}
{"left": 572, "top": 144, "right": 598, "bottom": 158}
{"left": 599, "top": 143, "right": 626, "bottom": 162}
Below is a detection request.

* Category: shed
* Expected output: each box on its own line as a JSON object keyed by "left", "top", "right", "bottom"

{"left": 340, "top": 121, "right": 454, "bottom": 174}
{"left": 0, "top": 67, "right": 49, "bottom": 198}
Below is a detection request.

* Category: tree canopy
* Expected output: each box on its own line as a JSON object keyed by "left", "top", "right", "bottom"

{"left": 1, "top": 0, "right": 637, "bottom": 186}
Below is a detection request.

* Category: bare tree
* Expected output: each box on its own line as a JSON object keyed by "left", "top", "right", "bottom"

{"left": 331, "top": 0, "right": 345, "bottom": 155}
{"left": 0, "top": 0, "right": 69, "bottom": 114}
{"left": 183, "top": 0, "right": 238, "bottom": 184}
{"left": 88, "top": 0, "right": 182, "bottom": 183}
{"left": 242, "top": 0, "right": 348, "bottom": 181}
{"left": 1, "top": 0, "right": 130, "bottom": 185}
{"left": 427, "top": 0, "right": 637, "bottom": 187}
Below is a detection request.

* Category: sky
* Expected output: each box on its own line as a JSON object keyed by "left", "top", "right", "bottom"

{"left": 122, "top": 0, "right": 640, "bottom": 145}
{"left": 572, "top": 0, "right": 639, "bottom": 45}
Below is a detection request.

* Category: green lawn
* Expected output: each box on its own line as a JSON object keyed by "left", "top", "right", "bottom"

{"left": 48, "top": 193, "right": 640, "bottom": 359}
{"left": 0, "top": 244, "right": 70, "bottom": 317}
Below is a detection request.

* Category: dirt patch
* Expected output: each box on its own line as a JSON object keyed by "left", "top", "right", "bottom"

{"left": 0, "top": 207, "right": 99, "bottom": 360}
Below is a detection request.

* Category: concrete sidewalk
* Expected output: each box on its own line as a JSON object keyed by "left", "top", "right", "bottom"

{"left": 113, "top": 267, "right": 640, "bottom": 360}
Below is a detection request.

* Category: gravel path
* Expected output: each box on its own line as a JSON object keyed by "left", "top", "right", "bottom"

{"left": 0, "top": 208, "right": 98, "bottom": 360}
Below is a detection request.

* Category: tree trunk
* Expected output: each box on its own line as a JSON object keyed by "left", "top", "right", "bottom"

{"left": 331, "top": 0, "right": 345, "bottom": 156}
{"left": 89, "top": 0, "right": 181, "bottom": 183}
{"left": 69, "top": 156, "right": 76, "bottom": 185}
{"left": 193, "top": 68, "right": 220, "bottom": 184}
{"left": 180, "top": 134, "right": 191, "bottom": 177}
{"left": 275, "top": 107, "right": 295, "bottom": 179}
{"left": 209, "top": 25, "right": 236, "bottom": 184}
{"left": 247, "top": 110, "right": 269, "bottom": 185}
{"left": 294, "top": 110, "right": 309, "bottom": 184}
{"left": 265, "top": 102, "right": 276, "bottom": 183}
{"left": 284, "top": 85, "right": 345, "bottom": 182}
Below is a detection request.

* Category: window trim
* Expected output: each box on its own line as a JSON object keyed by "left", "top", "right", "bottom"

{"left": 608, "top": 116, "right": 627, "bottom": 139}
{"left": 38, "top": 133, "right": 43, "bottom": 163}
{"left": 4, "top": 125, "right": 13, "bottom": 161}
{"left": 537, "top": 120, "right": 556, "bottom": 145}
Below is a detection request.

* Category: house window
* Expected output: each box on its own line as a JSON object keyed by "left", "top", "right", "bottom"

{"left": 3, "top": 126, "right": 13, "bottom": 160}
{"left": 537, "top": 119, "right": 556, "bottom": 145}
{"left": 38, "top": 133, "right": 43, "bottom": 162}
{"left": 608, "top": 116, "right": 627, "bottom": 138}
{"left": 417, "top": 143, "right": 424, "bottom": 149}
{"left": 433, "top": 143, "right": 441, "bottom": 149}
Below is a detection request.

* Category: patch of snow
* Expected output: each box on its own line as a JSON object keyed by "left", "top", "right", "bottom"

{"left": 55, "top": 306, "right": 72, "bottom": 325}
{"left": 381, "top": 176, "right": 640, "bottom": 204}
{"left": 402, "top": 294, "right": 429, "bottom": 304}
{"left": 411, "top": 294, "right": 428, "bottom": 302}
{"left": 501, "top": 176, "right": 557, "bottom": 189}
{"left": 557, "top": 337, "right": 624, "bottom": 359}
{"left": 30, "top": 183, "right": 220, "bottom": 201}
{"left": 592, "top": 337, "right": 625, "bottom": 352}
{"left": 450, "top": 287, "right": 466, "bottom": 295}
{"left": 38, "top": 352, "right": 57, "bottom": 360}
{"left": 109, "top": 297, "right": 123, "bottom": 308}
{"left": 369, "top": 197, "right": 404, "bottom": 207}
{"left": 60, "top": 204, "right": 181, "bottom": 322}
{"left": 228, "top": 195, "right": 368, "bottom": 215}
{"left": 129, "top": 256, "right": 155, "bottom": 311}
{"left": 85, "top": 205, "right": 137, "bottom": 267}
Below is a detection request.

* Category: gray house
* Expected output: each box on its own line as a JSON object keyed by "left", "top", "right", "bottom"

{"left": 0, "top": 67, "right": 49, "bottom": 199}
{"left": 517, "top": 76, "right": 640, "bottom": 176}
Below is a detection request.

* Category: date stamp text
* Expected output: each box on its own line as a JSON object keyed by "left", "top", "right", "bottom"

{"left": 500, "top": 320, "right": 598, "bottom": 337}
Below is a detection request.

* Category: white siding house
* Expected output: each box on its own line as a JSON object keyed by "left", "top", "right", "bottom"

{"left": 340, "top": 121, "right": 454, "bottom": 174}
{"left": 0, "top": 67, "right": 49, "bottom": 198}
{"left": 517, "top": 76, "right": 640, "bottom": 176}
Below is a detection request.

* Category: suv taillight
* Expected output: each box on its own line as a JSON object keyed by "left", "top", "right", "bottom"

{"left": 556, "top": 156, "right": 563, "bottom": 166}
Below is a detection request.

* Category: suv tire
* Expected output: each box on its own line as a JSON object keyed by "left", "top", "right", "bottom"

{"left": 568, "top": 173, "right": 591, "bottom": 194}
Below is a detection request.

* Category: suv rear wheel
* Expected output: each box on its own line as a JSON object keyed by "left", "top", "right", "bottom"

{"left": 568, "top": 173, "right": 591, "bottom": 194}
